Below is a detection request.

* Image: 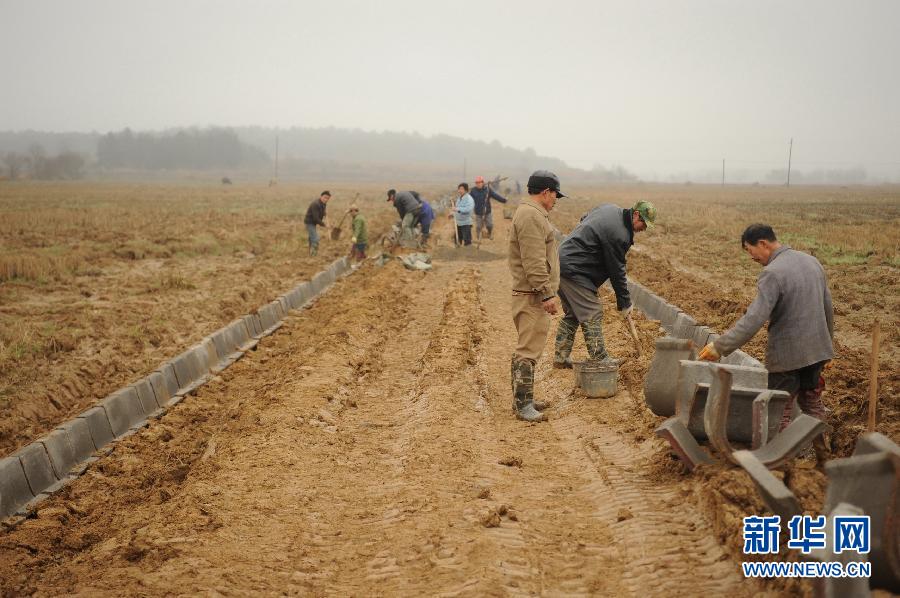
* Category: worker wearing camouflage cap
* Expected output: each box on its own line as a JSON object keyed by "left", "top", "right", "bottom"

{"left": 553, "top": 200, "right": 656, "bottom": 368}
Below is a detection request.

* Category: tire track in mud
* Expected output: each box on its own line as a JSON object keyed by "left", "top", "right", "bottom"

{"left": 550, "top": 414, "right": 748, "bottom": 596}
{"left": 475, "top": 248, "right": 753, "bottom": 597}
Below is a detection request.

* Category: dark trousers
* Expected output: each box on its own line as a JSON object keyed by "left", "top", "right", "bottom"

{"left": 770, "top": 360, "right": 828, "bottom": 428}
{"left": 457, "top": 225, "right": 472, "bottom": 246}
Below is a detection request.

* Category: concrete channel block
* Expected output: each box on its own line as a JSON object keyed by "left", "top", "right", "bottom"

{"left": 210, "top": 329, "right": 231, "bottom": 365}
{"left": 655, "top": 417, "right": 714, "bottom": 471}
{"left": 277, "top": 295, "right": 291, "bottom": 315}
{"left": 243, "top": 313, "right": 263, "bottom": 340}
{"left": 156, "top": 363, "right": 179, "bottom": 399}
{"left": 133, "top": 378, "right": 161, "bottom": 416}
{"left": 675, "top": 360, "right": 774, "bottom": 442}
{"left": 0, "top": 457, "right": 35, "bottom": 520}
{"left": 76, "top": 406, "right": 115, "bottom": 450}
{"left": 824, "top": 451, "right": 900, "bottom": 592}
{"left": 56, "top": 418, "right": 97, "bottom": 460}
{"left": 749, "top": 414, "right": 831, "bottom": 469}
{"left": 257, "top": 305, "right": 277, "bottom": 332}
{"left": 199, "top": 338, "right": 220, "bottom": 373}
{"left": 853, "top": 432, "right": 900, "bottom": 458}
{"left": 643, "top": 337, "right": 696, "bottom": 416}
{"left": 37, "top": 428, "right": 79, "bottom": 479}
{"left": 811, "top": 502, "right": 872, "bottom": 598}
{"left": 732, "top": 450, "right": 802, "bottom": 521}
{"left": 700, "top": 364, "right": 792, "bottom": 454}
{"left": 100, "top": 387, "right": 146, "bottom": 437}
{"left": 671, "top": 312, "right": 698, "bottom": 339}
{"left": 12, "top": 443, "right": 58, "bottom": 495}
{"left": 294, "top": 282, "right": 312, "bottom": 307}
{"left": 171, "top": 351, "right": 197, "bottom": 391}
{"left": 147, "top": 371, "right": 172, "bottom": 408}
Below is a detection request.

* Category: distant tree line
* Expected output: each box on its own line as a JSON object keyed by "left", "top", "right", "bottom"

{"left": 96, "top": 127, "right": 269, "bottom": 170}
{"left": 2, "top": 145, "right": 86, "bottom": 180}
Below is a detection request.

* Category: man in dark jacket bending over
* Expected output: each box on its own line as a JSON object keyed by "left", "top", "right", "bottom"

{"left": 554, "top": 201, "right": 657, "bottom": 367}
{"left": 387, "top": 189, "right": 423, "bottom": 244}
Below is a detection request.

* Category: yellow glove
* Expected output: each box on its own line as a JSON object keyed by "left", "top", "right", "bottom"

{"left": 351, "top": 236, "right": 357, "bottom": 243}
{"left": 823, "top": 360, "right": 833, "bottom": 371}
{"left": 698, "top": 343, "right": 720, "bottom": 362}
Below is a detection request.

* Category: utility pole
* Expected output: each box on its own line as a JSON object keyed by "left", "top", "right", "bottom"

{"left": 274, "top": 135, "right": 279, "bottom": 181}
{"left": 722, "top": 159, "right": 725, "bottom": 187}
{"left": 786, "top": 138, "right": 793, "bottom": 187}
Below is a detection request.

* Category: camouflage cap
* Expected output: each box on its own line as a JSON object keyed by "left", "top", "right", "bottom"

{"left": 633, "top": 200, "right": 657, "bottom": 228}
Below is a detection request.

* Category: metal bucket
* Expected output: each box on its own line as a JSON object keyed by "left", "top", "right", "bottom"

{"left": 573, "top": 360, "right": 618, "bottom": 398}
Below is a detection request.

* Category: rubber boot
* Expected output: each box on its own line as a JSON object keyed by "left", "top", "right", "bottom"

{"left": 512, "top": 357, "right": 546, "bottom": 422}
{"left": 553, "top": 317, "right": 578, "bottom": 369}
{"left": 510, "top": 356, "right": 546, "bottom": 411}
{"left": 487, "top": 227, "right": 494, "bottom": 240}
{"left": 309, "top": 243, "right": 319, "bottom": 257}
{"left": 581, "top": 319, "right": 622, "bottom": 366}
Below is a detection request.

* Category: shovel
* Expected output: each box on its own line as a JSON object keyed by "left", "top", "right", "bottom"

{"left": 626, "top": 313, "right": 642, "bottom": 357}
{"left": 330, "top": 211, "right": 350, "bottom": 240}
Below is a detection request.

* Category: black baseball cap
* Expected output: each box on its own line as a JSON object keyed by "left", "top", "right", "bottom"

{"left": 527, "top": 170, "right": 566, "bottom": 198}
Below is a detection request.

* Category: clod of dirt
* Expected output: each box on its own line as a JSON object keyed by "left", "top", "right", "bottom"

{"left": 498, "top": 456, "right": 522, "bottom": 468}
{"left": 480, "top": 510, "right": 501, "bottom": 528}
{"left": 476, "top": 487, "right": 491, "bottom": 499}
{"left": 506, "top": 510, "right": 519, "bottom": 522}
{"left": 616, "top": 507, "right": 633, "bottom": 522}
{"left": 497, "top": 504, "right": 509, "bottom": 516}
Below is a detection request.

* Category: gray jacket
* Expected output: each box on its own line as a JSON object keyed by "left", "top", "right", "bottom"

{"left": 714, "top": 245, "right": 834, "bottom": 372}
{"left": 558, "top": 204, "right": 633, "bottom": 310}
{"left": 393, "top": 191, "right": 421, "bottom": 218}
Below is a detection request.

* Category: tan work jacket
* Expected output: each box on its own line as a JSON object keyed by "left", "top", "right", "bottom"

{"left": 508, "top": 198, "right": 559, "bottom": 300}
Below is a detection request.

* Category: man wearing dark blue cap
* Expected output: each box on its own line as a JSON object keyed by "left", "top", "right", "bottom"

{"left": 507, "top": 170, "right": 565, "bottom": 422}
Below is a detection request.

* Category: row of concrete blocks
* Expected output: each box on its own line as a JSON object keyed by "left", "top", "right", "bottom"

{"left": 736, "top": 433, "right": 900, "bottom": 594}
{"left": 0, "top": 257, "right": 351, "bottom": 522}
{"left": 627, "top": 279, "right": 762, "bottom": 369}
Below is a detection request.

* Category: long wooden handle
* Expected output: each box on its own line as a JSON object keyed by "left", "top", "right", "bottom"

{"left": 868, "top": 320, "right": 881, "bottom": 432}
{"left": 626, "top": 314, "right": 642, "bottom": 357}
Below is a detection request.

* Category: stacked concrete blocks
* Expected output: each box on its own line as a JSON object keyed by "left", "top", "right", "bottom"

{"left": 732, "top": 450, "right": 802, "bottom": 521}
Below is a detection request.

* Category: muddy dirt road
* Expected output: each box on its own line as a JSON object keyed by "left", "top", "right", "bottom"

{"left": 1, "top": 221, "right": 761, "bottom": 595}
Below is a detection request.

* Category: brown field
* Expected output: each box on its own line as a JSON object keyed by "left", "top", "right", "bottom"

{"left": 0, "top": 181, "right": 897, "bottom": 595}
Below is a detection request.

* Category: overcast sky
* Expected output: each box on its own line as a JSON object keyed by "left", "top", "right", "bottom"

{"left": 2, "top": 0, "right": 899, "bottom": 178}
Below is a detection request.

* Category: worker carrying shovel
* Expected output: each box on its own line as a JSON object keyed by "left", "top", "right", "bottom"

{"left": 553, "top": 201, "right": 656, "bottom": 368}
{"left": 698, "top": 224, "right": 834, "bottom": 435}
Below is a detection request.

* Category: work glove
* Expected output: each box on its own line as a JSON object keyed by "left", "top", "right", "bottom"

{"left": 823, "top": 359, "right": 833, "bottom": 371}
{"left": 351, "top": 236, "right": 357, "bottom": 243}
{"left": 698, "top": 343, "right": 720, "bottom": 362}
{"left": 620, "top": 305, "right": 633, "bottom": 317}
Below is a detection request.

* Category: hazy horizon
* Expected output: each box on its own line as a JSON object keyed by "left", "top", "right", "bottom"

{"left": 3, "top": 0, "right": 899, "bottom": 181}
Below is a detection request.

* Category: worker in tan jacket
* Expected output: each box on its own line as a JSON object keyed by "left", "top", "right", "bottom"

{"left": 508, "top": 170, "right": 564, "bottom": 422}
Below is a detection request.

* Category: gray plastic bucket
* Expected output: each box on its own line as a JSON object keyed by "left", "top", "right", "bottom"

{"left": 573, "top": 360, "right": 618, "bottom": 398}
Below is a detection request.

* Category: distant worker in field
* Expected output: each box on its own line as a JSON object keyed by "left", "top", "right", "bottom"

{"left": 418, "top": 196, "right": 435, "bottom": 246}
{"left": 508, "top": 170, "right": 565, "bottom": 422}
{"left": 409, "top": 190, "right": 434, "bottom": 246}
{"left": 348, "top": 204, "right": 367, "bottom": 260}
{"left": 698, "top": 224, "right": 834, "bottom": 432}
{"left": 386, "top": 189, "right": 423, "bottom": 243}
{"left": 453, "top": 183, "right": 475, "bottom": 246}
{"left": 471, "top": 175, "right": 508, "bottom": 240}
{"left": 553, "top": 201, "right": 656, "bottom": 368}
{"left": 304, "top": 190, "right": 331, "bottom": 256}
